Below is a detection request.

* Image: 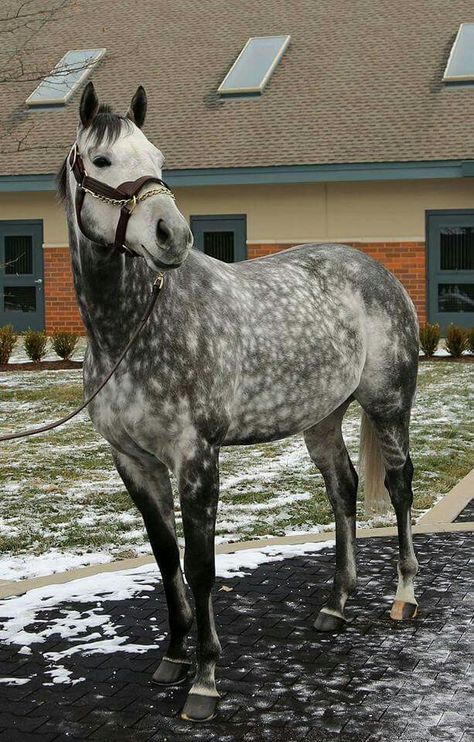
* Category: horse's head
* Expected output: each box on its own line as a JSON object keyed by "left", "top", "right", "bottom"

{"left": 70, "top": 82, "right": 193, "bottom": 271}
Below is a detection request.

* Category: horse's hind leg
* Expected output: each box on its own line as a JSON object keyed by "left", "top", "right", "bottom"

{"left": 357, "top": 402, "right": 419, "bottom": 619}
{"left": 304, "top": 400, "right": 358, "bottom": 631}
{"left": 387, "top": 452, "right": 419, "bottom": 619}
{"left": 112, "top": 450, "right": 194, "bottom": 685}
{"left": 366, "top": 410, "right": 419, "bottom": 619}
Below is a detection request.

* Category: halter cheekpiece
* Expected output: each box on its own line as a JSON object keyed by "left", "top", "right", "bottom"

{"left": 69, "top": 143, "right": 175, "bottom": 257}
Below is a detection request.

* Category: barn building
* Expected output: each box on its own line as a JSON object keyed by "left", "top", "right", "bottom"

{"left": 1, "top": 0, "right": 474, "bottom": 334}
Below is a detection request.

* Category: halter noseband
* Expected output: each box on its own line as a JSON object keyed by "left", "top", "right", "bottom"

{"left": 68, "top": 143, "right": 175, "bottom": 257}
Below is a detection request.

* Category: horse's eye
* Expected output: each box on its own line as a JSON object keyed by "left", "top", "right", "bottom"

{"left": 93, "top": 156, "right": 111, "bottom": 168}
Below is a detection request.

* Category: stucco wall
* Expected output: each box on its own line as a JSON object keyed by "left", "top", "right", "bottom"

{"left": 0, "top": 191, "right": 67, "bottom": 245}
{"left": 176, "top": 178, "right": 474, "bottom": 243}
{"left": 1, "top": 177, "right": 474, "bottom": 332}
{"left": 2, "top": 178, "right": 474, "bottom": 247}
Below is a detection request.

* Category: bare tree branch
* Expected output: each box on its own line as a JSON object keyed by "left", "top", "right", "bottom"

{"left": 0, "top": 0, "right": 73, "bottom": 85}
{"left": 0, "top": 1, "right": 110, "bottom": 159}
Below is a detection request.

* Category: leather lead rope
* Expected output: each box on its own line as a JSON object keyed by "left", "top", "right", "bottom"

{"left": 0, "top": 274, "right": 164, "bottom": 443}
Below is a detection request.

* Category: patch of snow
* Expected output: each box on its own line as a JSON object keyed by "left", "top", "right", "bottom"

{"left": 221, "top": 491, "right": 313, "bottom": 513}
{"left": 45, "top": 636, "right": 158, "bottom": 659}
{"left": 44, "top": 664, "right": 84, "bottom": 686}
{"left": 215, "top": 541, "right": 335, "bottom": 578}
{"left": 0, "top": 550, "right": 113, "bottom": 581}
{"left": 0, "top": 677, "right": 30, "bottom": 685}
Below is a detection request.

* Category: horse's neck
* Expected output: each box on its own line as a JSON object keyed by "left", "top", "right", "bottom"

{"left": 69, "top": 229, "right": 148, "bottom": 357}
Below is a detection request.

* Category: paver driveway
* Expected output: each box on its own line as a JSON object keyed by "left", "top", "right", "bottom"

{"left": 0, "top": 530, "right": 472, "bottom": 741}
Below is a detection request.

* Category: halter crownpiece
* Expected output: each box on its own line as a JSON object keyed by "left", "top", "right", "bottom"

{"left": 68, "top": 143, "right": 175, "bottom": 257}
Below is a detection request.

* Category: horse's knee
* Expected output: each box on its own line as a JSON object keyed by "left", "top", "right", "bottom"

{"left": 184, "top": 555, "right": 215, "bottom": 594}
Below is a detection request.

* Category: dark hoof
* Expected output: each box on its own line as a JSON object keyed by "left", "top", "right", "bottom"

{"left": 390, "top": 600, "right": 418, "bottom": 621}
{"left": 313, "top": 610, "right": 346, "bottom": 632}
{"left": 152, "top": 658, "right": 191, "bottom": 686}
{"left": 180, "top": 692, "right": 219, "bottom": 722}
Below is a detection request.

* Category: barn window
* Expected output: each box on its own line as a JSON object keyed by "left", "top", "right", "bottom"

{"left": 26, "top": 48, "right": 106, "bottom": 107}
{"left": 443, "top": 24, "right": 474, "bottom": 82}
{"left": 218, "top": 36, "right": 290, "bottom": 95}
{"left": 190, "top": 215, "right": 247, "bottom": 262}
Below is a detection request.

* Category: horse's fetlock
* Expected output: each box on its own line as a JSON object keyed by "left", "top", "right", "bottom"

{"left": 346, "top": 573, "right": 357, "bottom": 595}
{"left": 199, "top": 634, "right": 221, "bottom": 661}
{"left": 173, "top": 609, "right": 194, "bottom": 637}
{"left": 399, "top": 556, "right": 418, "bottom": 578}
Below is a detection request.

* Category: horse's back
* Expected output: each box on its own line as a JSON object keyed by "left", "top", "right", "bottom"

{"left": 230, "top": 241, "right": 418, "bottom": 350}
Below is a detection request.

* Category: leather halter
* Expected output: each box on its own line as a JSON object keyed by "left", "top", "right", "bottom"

{"left": 68, "top": 143, "right": 174, "bottom": 257}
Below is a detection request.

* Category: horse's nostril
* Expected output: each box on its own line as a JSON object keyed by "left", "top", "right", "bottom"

{"left": 156, "top": 219, "right": 172, "bottom": 245}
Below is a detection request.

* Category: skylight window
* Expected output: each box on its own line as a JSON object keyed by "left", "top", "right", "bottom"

{"left": 218, "top": 35, "right": 290, "bottom": 95}
{"left": 26, "top": 48, "right": 106, "bottom": 107}
{"left": 443, "top": 24, "right": 474, "bottom": 82}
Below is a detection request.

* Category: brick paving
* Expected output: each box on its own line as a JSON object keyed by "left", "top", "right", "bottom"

{"left": 455, "top": 497, "right": 474, "bottom": 522}
{"left": 0, "top": 531, "right": 472, "bottom": 741}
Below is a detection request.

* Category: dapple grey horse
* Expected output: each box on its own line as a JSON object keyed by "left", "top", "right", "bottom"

{"left": 58, "top": 82, "right": 420, "bottom": 721}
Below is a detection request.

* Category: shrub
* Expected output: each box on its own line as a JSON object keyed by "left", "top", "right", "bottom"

{"left": 23, "top": 329, "right": 47, "bottom": 362}
{"left": 467, "top": 327, "right": 474, "bottom": 355}
{"left": 419, "top": 323, "right": 440, "bottom": 357}
{"left": 445, "top": 324, "right": 468, "bottom": 358}
{"left": 51, "top": 331, "right": 79, "bottom": 360}
{"left": 0, "top": 325, "right": 17, "bottom": 365}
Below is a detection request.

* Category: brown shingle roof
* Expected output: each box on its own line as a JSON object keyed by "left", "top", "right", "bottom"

{"left": 1, "top": 0, "right": 474, "bottom": 176}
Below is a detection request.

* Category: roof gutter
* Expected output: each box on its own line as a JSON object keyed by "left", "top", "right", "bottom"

{"left": 1, "top": 160, "right": 474, "bottom": 192}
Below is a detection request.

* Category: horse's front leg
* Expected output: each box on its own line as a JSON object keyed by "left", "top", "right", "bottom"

{"left": 177, "top": 441, "right": 221, "bottom": 722}
{"left": 112, "top": 450, "right": 194, "bottom": 685}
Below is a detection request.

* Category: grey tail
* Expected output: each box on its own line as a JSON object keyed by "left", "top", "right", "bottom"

{"left": 359, "top": 411, "right": 391, "bottom": 514}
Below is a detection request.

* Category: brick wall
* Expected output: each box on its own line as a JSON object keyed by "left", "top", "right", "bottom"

{"left": 43, "top": 247, "right": 84, "bottom": 334}
{"left": 248, "top": 241, "right": 426, "bottom": 323}
{"left": 43, "top": 241, "right": 426, "bottom": 333}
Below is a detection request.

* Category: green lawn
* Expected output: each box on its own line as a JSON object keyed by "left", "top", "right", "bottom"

{"left": 0, "top": 361, "right": 473, "bottom": 577}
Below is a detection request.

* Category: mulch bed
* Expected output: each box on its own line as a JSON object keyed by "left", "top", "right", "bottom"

{"left": 0, "top": 360, "right": 83, "bottom": 373}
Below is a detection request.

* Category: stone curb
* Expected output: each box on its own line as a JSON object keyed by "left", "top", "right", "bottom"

{"left": 1, "top": 521, "right": 472, "bottom": 601}
{"left": 418, "top": 467, "right": 474, "bottom": 525}
{"left": 1, "top": 469, "right": 472, "bottom": 601}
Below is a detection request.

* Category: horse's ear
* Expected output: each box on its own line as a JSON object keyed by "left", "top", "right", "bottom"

{"left": 127, "top": 86, "right": 147, "bottom": 128}
{"left": 79, "top": 81, "right": 99, "bottom": 128}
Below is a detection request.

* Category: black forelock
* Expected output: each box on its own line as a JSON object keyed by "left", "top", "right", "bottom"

{"left": 85, "top": 104, "right": 133, "bottom": 146}
{"left": 56, "top": 104, "right": 133, "bottom": 201}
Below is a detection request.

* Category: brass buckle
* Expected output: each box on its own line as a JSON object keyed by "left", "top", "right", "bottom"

{"left": 153, "top": 272, "right": 164, "bottom": 290}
